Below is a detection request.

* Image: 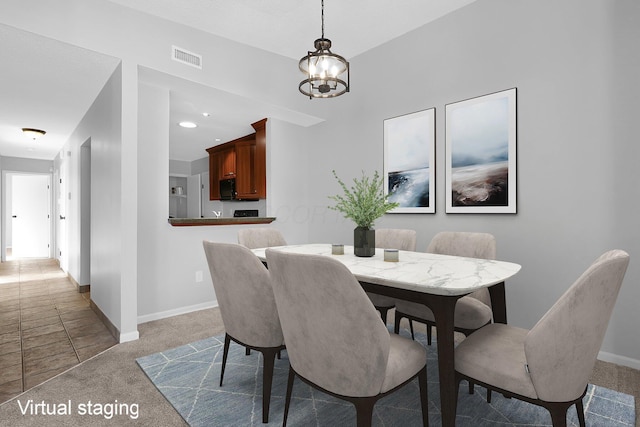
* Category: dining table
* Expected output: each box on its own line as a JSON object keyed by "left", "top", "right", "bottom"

{"left": 252, "top": 243, "right": 521, "bottom": 427}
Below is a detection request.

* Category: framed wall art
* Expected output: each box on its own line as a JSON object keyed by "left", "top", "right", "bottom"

{"left": 383, "top": 108, "right": 436, "bottom": 213}
{"left": 445, "top": 88, "right": 517, "bottom": 213}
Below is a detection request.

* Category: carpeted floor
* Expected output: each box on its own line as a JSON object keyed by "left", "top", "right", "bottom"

{"left": 137, "top": 331, "right": 636, "bottom": 427}
{"left": 0, "top": 307, "right": 638, "bottom": 426}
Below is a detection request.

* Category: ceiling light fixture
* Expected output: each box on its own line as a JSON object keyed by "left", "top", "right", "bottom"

{"left": 299, "top": 0, "right": 349, "bottom": 99}
{"left": 22, "top": 128, "right": 46, "bottom": 140}
{"left": 178, "top": 121, "right": 197, "bottom": 128}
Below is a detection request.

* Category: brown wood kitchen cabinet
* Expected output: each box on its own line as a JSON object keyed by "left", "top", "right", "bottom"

{"left": 219, "top": 147, "right": 236, "bottom": 179}
{"left": 206, "top": 118, "right": 267, "bottom": 201}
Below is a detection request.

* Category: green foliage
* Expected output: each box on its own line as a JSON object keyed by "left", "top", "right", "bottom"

{"left": 328, "top": 170, "right": 399, "bottom": 228}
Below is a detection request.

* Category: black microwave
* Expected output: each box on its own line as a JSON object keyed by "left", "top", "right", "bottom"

{"left": 219, "top": 178, "right": 236, "bottom": 200}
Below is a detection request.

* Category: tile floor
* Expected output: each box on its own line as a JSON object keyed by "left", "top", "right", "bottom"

{"left": 0, "top": 257, "right": 118, "bottom": 403}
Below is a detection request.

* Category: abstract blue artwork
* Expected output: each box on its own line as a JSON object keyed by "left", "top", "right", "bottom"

{"left": 446, "top": 88, "right": 517, "bottom": 213}
{"left": 383, "top": 108, "right": 436, "bottom": 213}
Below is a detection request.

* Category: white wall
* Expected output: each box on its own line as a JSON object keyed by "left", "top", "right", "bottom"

{"left": 79, "top": 142, "right": 91, "bottom": 285}
{"left": 304, "top": 0, "right": 640, "bottom": 367}
{"left": 60, "top": 63, "right": 124, "bottom": 334}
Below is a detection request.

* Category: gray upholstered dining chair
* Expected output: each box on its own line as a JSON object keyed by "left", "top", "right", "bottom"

{"left": 266, "top": 248, "right": 429, "bottom": 427}
{"left": 454, "top": 249, "right": 629, "bottom": 427}
{"left": 237, "top": 227, "right": 287, "bottom": 249}
{"left": 394, "top": 231, "right": 496, "bottom": 344}
{"left": 202, "top": 241, "right": 285, "bottom": 424}
{"left": 394, "top": 231, "right": 495, "bottom": 400}
{"left": 237, "top": 227, "right": 287, "bottom": 358}
{"left": 367, "top": 228, "right": 417, "bottom": 324}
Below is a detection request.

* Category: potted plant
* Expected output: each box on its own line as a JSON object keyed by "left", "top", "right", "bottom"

{"left": 328, "top": 170, "right": 399, "bottom": 257}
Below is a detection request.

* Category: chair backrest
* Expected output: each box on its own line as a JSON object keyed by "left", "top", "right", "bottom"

{"left": 375, "top": 228, "right": 417, "bottom": 251}
{"left": 266, "top": 249, "right": 391, "bottom": 397}
{"left": 427, "top": 231, "right": 496, "bottom": 305}
{"left": 524, "top": 249, "right": 629, "bottom": 402}
{"left": 237, "top": 228, "right": 287, "bottom": 249}
{"left": 202, "top": 241, "right": 284, "bottom": 348}
{"left": 426, "top": 231, "right": 496, "bottom": 260}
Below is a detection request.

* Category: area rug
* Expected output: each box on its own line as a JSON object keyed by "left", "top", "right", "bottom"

{"left": 136, "top": 331, "right": 635, "bottom": 426}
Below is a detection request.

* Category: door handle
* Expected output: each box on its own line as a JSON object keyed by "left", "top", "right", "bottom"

{"left": 60, "top": 215, "right": 66, "bottom": 220}
{"left": 12, "top": 215, "right": 17, "bottom": 218}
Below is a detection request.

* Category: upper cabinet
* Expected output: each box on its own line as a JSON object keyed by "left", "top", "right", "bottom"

{"left": 235, "top": 139, "right": 256, "bottom": 198}
{"left": 219, "top": 146, "right": 236, "bottom": 179}
{"left": 206, "top": 118, "right": 267, "bottom": 201}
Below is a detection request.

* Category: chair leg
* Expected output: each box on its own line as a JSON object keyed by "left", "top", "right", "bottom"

{"left": 246, "top": 347, "right": 251, "bottom": 356}
{"left": 576, "top": 399, "right": 586, "bottom": 427}
{"left": 378, "top": 307, "right": 389, "bottom": 325}
{"left": 261, "top": 349, "right": 278, "bottom": 423}
{"left": 467, "top": 382, "right": 492, "bottom": 403}
{"left": 409, "top": 320, "right": 415, "bottom": 340}
{"left": 426, "top": 324, "right": 431, "bottom": 345}
{"left": 354, "top": 397, "right": 376, "bottom": 427}
{"left": 220, "top": 333, "right": 231, "bottom": 387}
{"left": 282, "top": 367, "right": 296, "bottom": 427}
{"left": 418, "top": 366, "right": 429, "bottom": 427}
{"left": 393, "top": 310, "right": 402, "bottom": 334}
{"left": 547, "top": 403, "right": 570, "bottom": 427}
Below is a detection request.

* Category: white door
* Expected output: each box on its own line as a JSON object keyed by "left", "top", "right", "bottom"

{"left": 12, "top": 174, "right": 51, "bottom": 258}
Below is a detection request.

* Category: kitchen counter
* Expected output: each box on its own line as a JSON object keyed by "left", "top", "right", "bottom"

{"left": 168, "top": 217, "right": 276, "bottom": 227}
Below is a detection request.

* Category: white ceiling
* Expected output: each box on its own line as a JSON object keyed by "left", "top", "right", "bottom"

{"left": 0, "top": 0, "right": 476, "bottom": 162}
{"left": 106, "top": 0, "right": 477, "bottom": 60}
{"left": 0, "top": 24, "right": 120, "bottom": 160}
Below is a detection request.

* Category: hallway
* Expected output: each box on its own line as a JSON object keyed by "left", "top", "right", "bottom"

{"left": 0, "top": 258, "right": 117, "bottom": 403}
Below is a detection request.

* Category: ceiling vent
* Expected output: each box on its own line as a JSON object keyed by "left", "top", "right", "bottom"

{"left": 172, "top": 46, "right": 202, "bottom": 69}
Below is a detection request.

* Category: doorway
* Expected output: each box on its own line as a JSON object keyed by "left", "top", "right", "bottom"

{"left": 4, "top": 172, "right": 52, "bottom": 260}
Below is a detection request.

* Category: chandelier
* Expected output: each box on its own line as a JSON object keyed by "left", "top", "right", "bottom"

{"left": 298, "top": 0, "right": 350, "bottom": 99}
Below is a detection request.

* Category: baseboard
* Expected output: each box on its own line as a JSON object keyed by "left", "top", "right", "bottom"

{"left": 598, "top": 350, "right": 640, "bottom": 371}
{"left": 137, "top": 301, "right": 218, "bottom": 325}
{"left": 67, "top": 273, "right": 90, "bottom": 293}
{"left": 89, "top": 299, "right": 120, "bottom": 342}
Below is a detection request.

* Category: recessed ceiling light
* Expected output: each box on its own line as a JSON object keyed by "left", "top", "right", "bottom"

{"left": 178, "top": 121, "right": 197, "bottom": 128}
{"left": 202, "top": 112, "right": 210, "bottom": 117}
{"left": 215, "top": 138, "right": 221, "bottom": 142}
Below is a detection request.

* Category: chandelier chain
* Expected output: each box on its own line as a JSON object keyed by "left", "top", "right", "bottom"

{"left": 321, "top": 0, "right": 325, "bottom": 39}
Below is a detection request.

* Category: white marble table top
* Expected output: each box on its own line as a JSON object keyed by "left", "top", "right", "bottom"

{"left": 252, "top": 243, "right": 521, "bottom": 296}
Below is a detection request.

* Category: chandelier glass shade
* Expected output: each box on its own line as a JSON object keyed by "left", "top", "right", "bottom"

{"left": 299, "top": 1, "right": 349, "bottom": 99}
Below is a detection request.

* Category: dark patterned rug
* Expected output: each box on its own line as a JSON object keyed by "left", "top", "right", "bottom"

{"left": 137, "top": 331, "right": 635, "bottom": 426}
